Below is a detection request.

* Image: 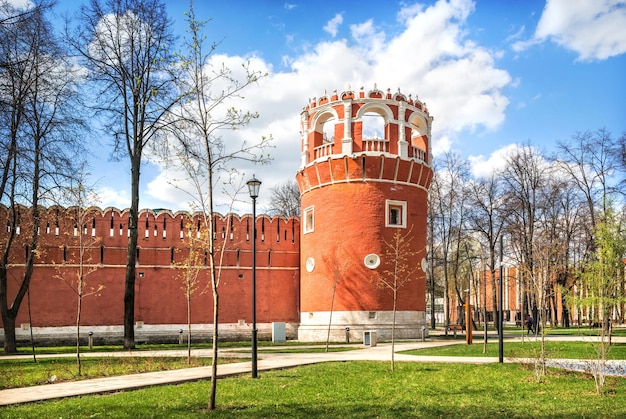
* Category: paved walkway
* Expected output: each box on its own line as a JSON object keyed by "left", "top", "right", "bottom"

{"left": 1, "top": 335, "right": 624, "bottom": 406}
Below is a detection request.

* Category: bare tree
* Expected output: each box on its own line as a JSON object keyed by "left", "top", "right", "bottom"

{"left": 503, "top": 144, "right": 551, "bottom": 379}
{"left": 267, "top": 179, "right": 300, "bottom": 217}
{"left": 555, "top": 129, "right": 625, "bottom": 329}
{"left": 373, "top": 227, "right": 420, "bottom": 372}
{"left": 158, "top": 4, "right": 271, "bottom": 410}
{"left": 556, "top": 129, "right": 621, "bottom": 239}
{"left": 172, "top": 216, "right": 208, "bottom": 364}
{"left": 0, "top": 0, "right": 83, "bottom": 353}
{"left": 428, "top": 152, "right": 470, "bottom": 334}
{"left": 55, "top": 169, "right": 104, "bottom": 375}
{"left": 426, "top": 181, "right": 440, "bottom": 329}
{"left": 617, "top": 132, "right": 626, "bottom": 192}
{"left": 467, "top": 172, "right": 507, "bottom": 333}
{"left": 70, "top": 0, "right": 180, "bottom": 350}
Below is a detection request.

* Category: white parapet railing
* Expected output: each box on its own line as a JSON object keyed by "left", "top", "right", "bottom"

{"left": 412, "top": 146, "right": 426, "bottom": 162}
{"left": 314, "top": 142, "right": 333, "bottom": 159}
{"left": 363, "top": 138, "right": 389, "bottom": 153}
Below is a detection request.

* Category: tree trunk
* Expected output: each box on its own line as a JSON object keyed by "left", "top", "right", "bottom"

{"left": 124, "top": 157, "right": 141, "bottom": 350}
{"left": 209, "top": 278, "right": 219, "bottom": 410}
{"left": 2, "top": 314, "right": 17, "bottom": 354}
{"left": 77, "top": 287, "right": 82, "bottom": 376}
{"left": 187, "top": 289, "right": 192, "bottom": 364}
{"left": 491, "top": 269, "right": 498, "bottom": 331}
{"left": 391, "top": 292, "right": 397, "bottom": 372}
{"left": 1, "top": 203, "right": 40, "bottom": 355}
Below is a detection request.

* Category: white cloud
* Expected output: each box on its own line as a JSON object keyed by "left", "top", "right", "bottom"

{"left": 505, "top": 24, "right": 526, "bottom": 43}
{"left": 350, "top": 19, "right": 386, "bottom": 57}
{"left": 432, "top": 135, "right": 452, "bottom": 156}
{"left": 132, "top": 0, "right": 513, "bottom": 212}
{"left": 324, "top": 13, "right": 343, "bottom": 37}
{"left": 468, "top": 144, "right": 519, "bottom": 178}
{"left": 369, "top": 0, "right": 510, "bottom": 136}
{"left": 97, "top": 186, "right": 131, "bottom": 210}
{"left": 513, "top": 0, "right": 626, "bottom": 60}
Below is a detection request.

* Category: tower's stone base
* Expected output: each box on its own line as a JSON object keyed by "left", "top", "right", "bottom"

{"left": 297, "top": 310, "right": 428, "bottom": 342}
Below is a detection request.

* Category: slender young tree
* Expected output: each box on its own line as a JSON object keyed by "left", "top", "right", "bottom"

{"left": 568, "top": 206, "right": 626, "bottom": 394}
{"left": 55, "top": 169, "right": 104, "bottom": 375}
{"left": 173, "top": 216, "right": 208, "bottom": 364}
{"left": 159, "top": 4, "right": 271, "bottom": 410}
{"left": 373, "top": 227, "right": 420, "bottom": 372}
{"left": 71, "top": 0, "right": 179, "bottom": 349}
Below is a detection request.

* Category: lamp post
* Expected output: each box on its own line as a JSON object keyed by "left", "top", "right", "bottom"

{"left": 247, "top": 175, "right": 261, "bottom": 378}
{"left": 465, "top": 284, "right": 472, "bottom": 345}
{"left": 498, "top": 235, "right": 504, "bottom": 363}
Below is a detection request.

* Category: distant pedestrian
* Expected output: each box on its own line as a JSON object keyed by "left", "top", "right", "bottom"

{"left": 526, "top": 315, "right": 534, "bottom": 334}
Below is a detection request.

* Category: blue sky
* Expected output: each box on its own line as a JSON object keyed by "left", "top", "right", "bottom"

{"left": 46, "top": 1, "right": 626, "bottom": 212}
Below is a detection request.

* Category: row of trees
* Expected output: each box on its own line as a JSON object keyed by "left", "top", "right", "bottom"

{"left": 1, "top": 1, "right": 270, "bottom": 409}
{"left": 265, "top": 130, "right": 626, "bottom": 337}
{"left": 269, "top": 130, "right": 626, "bottom": 343}
{"left": 427, "top": 130, "right": 626, "bottom": 352}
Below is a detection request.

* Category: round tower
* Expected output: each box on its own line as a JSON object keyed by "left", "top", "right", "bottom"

{"left": 296, "top": 85, "right": 433, "bottom": 341}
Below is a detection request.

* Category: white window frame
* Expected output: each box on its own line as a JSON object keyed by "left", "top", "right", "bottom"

{"left": 385, "top": 200, "right": 407, "bottom": 228}
{"left": 303, "top": 206, "right": 315, "bottom": 234}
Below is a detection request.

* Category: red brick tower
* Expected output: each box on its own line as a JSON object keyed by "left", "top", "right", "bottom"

{"left": 296, "top": 86, "right": 433, "bottom": 341}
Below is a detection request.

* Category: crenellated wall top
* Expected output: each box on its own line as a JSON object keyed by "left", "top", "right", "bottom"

{"left": 304, "top": 85, "right": 429, "bottom": 115}
{"left": 0, "top": 203, "right": 300, "bottom": 253}
{"left": 0, "top": 203, "right": 297, "bottom": 223}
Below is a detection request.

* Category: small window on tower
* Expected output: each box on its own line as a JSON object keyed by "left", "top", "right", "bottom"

{"left": 303, "top": 206, "right": 314, "bottom": 234}
{"left": 386, "top": 200, "right": 407, "bottom": 228}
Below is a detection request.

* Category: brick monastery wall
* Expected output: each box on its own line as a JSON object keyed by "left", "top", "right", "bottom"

{"left": 0, "top": 205, "right": 300, "bottom": 330}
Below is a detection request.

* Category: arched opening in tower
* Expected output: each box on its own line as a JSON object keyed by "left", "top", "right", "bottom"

{"left": 362, "top": 112, "right": 385, "bottom": 140}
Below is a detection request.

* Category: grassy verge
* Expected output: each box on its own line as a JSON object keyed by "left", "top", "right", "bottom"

{"left": 2, "top": 340, "right": 352, "bottom": 356}
{"left": 1, "top": 361, "right": 625, "bottom": 418}
{"left": 442, "top": 325, "right": 626, "bottom": 337}
{"left": 0, "top": 355, "right": 244, "bottom": 389}
{"left": 403, "top": 340, "right": 626, "bottom": 359}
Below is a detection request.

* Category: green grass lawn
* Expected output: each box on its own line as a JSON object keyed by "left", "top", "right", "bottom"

{"left": 0, "top": 355, "right": 245, "bottom": 389}
{"left": 404, "top": 340, "right": 626, "bottom": 360}
{"left": 1, "top": 361, "right": 624, "bottom": 418}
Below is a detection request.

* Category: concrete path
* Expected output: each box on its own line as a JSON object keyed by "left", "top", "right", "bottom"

{"left": 1, "top": 335, "right": 624, "bottom": 406}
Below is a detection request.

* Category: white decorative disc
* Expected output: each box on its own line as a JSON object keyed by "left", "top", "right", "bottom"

{"left": 305, "top": 257, "right": 315, "bottom": 272}
{"left": 364, "top": 254, "right": 380, "bottom": 269}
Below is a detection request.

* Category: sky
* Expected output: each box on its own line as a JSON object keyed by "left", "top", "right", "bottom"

{"left": 42, "top": 0, "right": 626, "bottom": 213}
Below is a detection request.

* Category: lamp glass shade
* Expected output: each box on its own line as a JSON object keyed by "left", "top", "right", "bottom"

{"left": 247, "top": 176, "right": 261, "bottom": 198}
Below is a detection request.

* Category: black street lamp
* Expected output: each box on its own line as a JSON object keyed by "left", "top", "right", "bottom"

{"left": 247, "top": 175, "right": 261, "bottom": 378}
